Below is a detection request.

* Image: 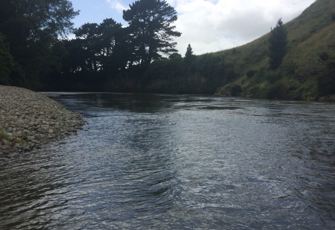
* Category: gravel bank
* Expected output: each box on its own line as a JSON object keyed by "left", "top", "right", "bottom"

{"left": 0, "top": 86, "right": 84, "bottom": 153}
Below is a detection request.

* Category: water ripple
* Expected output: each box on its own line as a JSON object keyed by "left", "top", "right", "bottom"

{"left": 1, "top": 94, "right": 335, "bottom": 229}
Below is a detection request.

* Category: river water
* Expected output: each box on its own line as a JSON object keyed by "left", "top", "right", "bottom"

{"left": 1, "top": 93, "right": 335, "bottom": 229}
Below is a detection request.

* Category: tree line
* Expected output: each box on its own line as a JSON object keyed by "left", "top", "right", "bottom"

{"left": 62, "top": 0, "right": 181, "bottom": 76}
{"left": 1, "top": 0, "right": 305, "bottom": 96}
{"left": 0, "top": 0, "right": 186, "bottom": 90}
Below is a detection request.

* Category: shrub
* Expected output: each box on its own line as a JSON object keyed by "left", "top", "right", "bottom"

{"left": 267, "top": 81, "right": 289, "bottom": 99}
{"left": 231, "top": 84, "right": 242, "bottom": 97}
{"left": 319, "top": 52, "right": 329, "bottom": 62}
{"left": 0, "top": 34, "right": 14, "bottom": 84}
{"left": 246, "top": 70, "right": 256, "bottom": 78}
{"left": 267, "top": 71, "right": 281, "bottom": 83}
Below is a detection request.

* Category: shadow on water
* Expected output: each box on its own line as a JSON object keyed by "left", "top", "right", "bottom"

{"left": 52, "top": 93, "right": 178, "bottom": 114}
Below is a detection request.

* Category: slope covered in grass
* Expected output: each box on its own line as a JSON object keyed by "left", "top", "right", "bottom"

{"left": 214, "top": 0, "right": 335, "bottom": 100}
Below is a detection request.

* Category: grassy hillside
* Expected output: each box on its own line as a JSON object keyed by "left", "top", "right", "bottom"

{"left": 125, "top": 0, "right": 334, "bottom": 99}
{"left": 213, "top": 0, "right": 335, "bottom": 100}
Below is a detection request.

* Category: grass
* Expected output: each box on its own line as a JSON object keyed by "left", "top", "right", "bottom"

{"left": 205, "top": 0, "right": 335, "bottom": 100}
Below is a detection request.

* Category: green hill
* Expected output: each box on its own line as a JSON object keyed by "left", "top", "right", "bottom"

{"left": 213, "top": 0, "right": 335, "bottom": 100}
{"left": 1, "top": 0, "right": 333, "bottom": 99}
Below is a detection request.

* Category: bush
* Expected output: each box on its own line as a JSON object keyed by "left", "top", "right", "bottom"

{"left": 246, "top": 70, "right": 256, "bottom": 78}
{"left": 231, "top": 84, "right": 242, "bottom": 96}
{"left": 245, "top": 84, "right": 268, "bottom": 98}
{"left": 267, "top": 81, "right": 289, "bottom": 99}
{"left": 267, "top": 71, "right": 281, "bottom": 83}
{"left": 318, "top": 72, "right": 335, "bottom": 96}
{"left": 0, "top": 34, "right": 14, "bottom": 84}
{"left": 319, "top": 52, "right": 329, "bottom": 61}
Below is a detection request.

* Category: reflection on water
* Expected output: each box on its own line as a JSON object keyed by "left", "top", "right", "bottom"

{"left": 1, "top": 93, "right": 335, "bottom": 229}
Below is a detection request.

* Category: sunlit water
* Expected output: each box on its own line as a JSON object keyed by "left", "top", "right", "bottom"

{"left": 1, "top": 93, "right": 335, "bottom": 229}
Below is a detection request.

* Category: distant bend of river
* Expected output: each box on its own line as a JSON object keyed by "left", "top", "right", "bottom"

{"left": 1, "top": 93, "right": 335, "bottom": 229}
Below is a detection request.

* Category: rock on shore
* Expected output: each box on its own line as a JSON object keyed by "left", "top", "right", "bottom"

{"left": 0, "top": 86, "right": 84, "bottom": 153}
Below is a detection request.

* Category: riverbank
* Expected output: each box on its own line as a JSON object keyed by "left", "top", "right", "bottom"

{"left": 0, "top": 86, "right": 84, "bottom": 153}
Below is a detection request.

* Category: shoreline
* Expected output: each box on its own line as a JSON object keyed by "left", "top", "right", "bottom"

{"left": 44, "top": 90, "right": 335, "bottom": 103}
{"left": 0, "top": 86, "right": 84, "bottom": 153}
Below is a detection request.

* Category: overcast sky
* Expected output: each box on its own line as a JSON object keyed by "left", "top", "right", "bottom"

{"left": 71, "top": 0, "right": 315, "bottom": 55}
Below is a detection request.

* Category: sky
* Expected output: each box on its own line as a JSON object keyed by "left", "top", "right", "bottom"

{"left": 71, "top": 0, "right": 315, "bottom": 55}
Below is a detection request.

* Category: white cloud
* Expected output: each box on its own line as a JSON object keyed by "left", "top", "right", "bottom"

{"left": 170, "top": 0, "right": 316, "bottom": 55}
{"left": 106, "top": 0, "right": 127, "bottom": 13}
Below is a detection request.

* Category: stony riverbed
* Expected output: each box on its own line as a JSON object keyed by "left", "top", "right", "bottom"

{"left": 0, "top": 86, "right": 83, "bottom": 153}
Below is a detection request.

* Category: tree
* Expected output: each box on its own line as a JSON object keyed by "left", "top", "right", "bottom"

{"left": 269, "top": 19, "right": 287, "bottom": 70}
{"left": 123, "top": 0, "right": 181, "bottom": 67}
{"left": 0, "top": 0, "right": 78, "bottom": 48}
{"left": 98, "top": 19, "right": 129, "bottom": 73}
{"left": 99, "top": 19, "right": 122, "bottom": 56}
{"left": 0, "top": 0, "right": 78, "bottom": 87}
{"left": 184, "top": 44, "right": 194, "bottom": 63}
{"left": 75, "top": 23, "right": 101, "bottom": 72}
{"left": 72, "top": 19, "right": 130, "bottom": 75}
{"left": 169, "top": 53, "right": 182, "bottom": 61}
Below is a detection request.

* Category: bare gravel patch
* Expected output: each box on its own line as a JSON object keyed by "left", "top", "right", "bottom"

{"left": 0, "top": 86, "right": 84, "bottom": 153}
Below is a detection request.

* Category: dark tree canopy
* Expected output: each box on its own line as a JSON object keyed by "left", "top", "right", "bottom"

{"left": 0, "top": 0, "right": 78, "bottom": 87}
{"left": 123, "top": 0, "right": 181, "bottom": 66}
{"left": 98, "top": 19, "right": 127, "bottom": 73}
{"left": 74, "top": 23, "right": 100, "bottom": 72}
{"left": 269, "top": 19, "right": 287, "bottom": 70}
{"left": 0, "top": 0, "right": 78, "bottom": 49}
{"left": 59, "top": 0, "right": 182, "bottom": 86}
{"left": 69, "top": 19, "right": 127, "bottom": 75}
{"left": 0, "top": 0, "right": 224, "bottom": 94}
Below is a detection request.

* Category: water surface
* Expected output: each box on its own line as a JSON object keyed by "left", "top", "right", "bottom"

{"left": 1, "top": 93, "right": 335, "bottom": 229}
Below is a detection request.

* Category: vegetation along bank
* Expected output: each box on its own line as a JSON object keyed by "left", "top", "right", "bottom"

{"left": 0, "top": 0, "right": 334, "bottom": 100}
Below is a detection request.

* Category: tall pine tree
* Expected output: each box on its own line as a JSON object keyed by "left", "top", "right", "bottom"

{"left": 184, "top": 44, "right": 194, "bottom": 64}
{"left": 269, "top": 19, "right": 287, "bottom": 70}
{"left": 123, "top": 0, "right": 181, "bottom": 67}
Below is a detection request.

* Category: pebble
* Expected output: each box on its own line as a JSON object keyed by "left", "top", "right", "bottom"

{"left": 0, "top": 85, "right": 84, "bottom": 153}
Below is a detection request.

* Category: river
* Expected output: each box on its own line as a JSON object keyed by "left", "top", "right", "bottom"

{"left": 1, "top": 93, "right": 335, "bottom": 229}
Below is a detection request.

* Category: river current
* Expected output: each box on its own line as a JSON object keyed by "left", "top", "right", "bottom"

{"left": 1, "top": 93, "right": 335, "bottom": 229}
